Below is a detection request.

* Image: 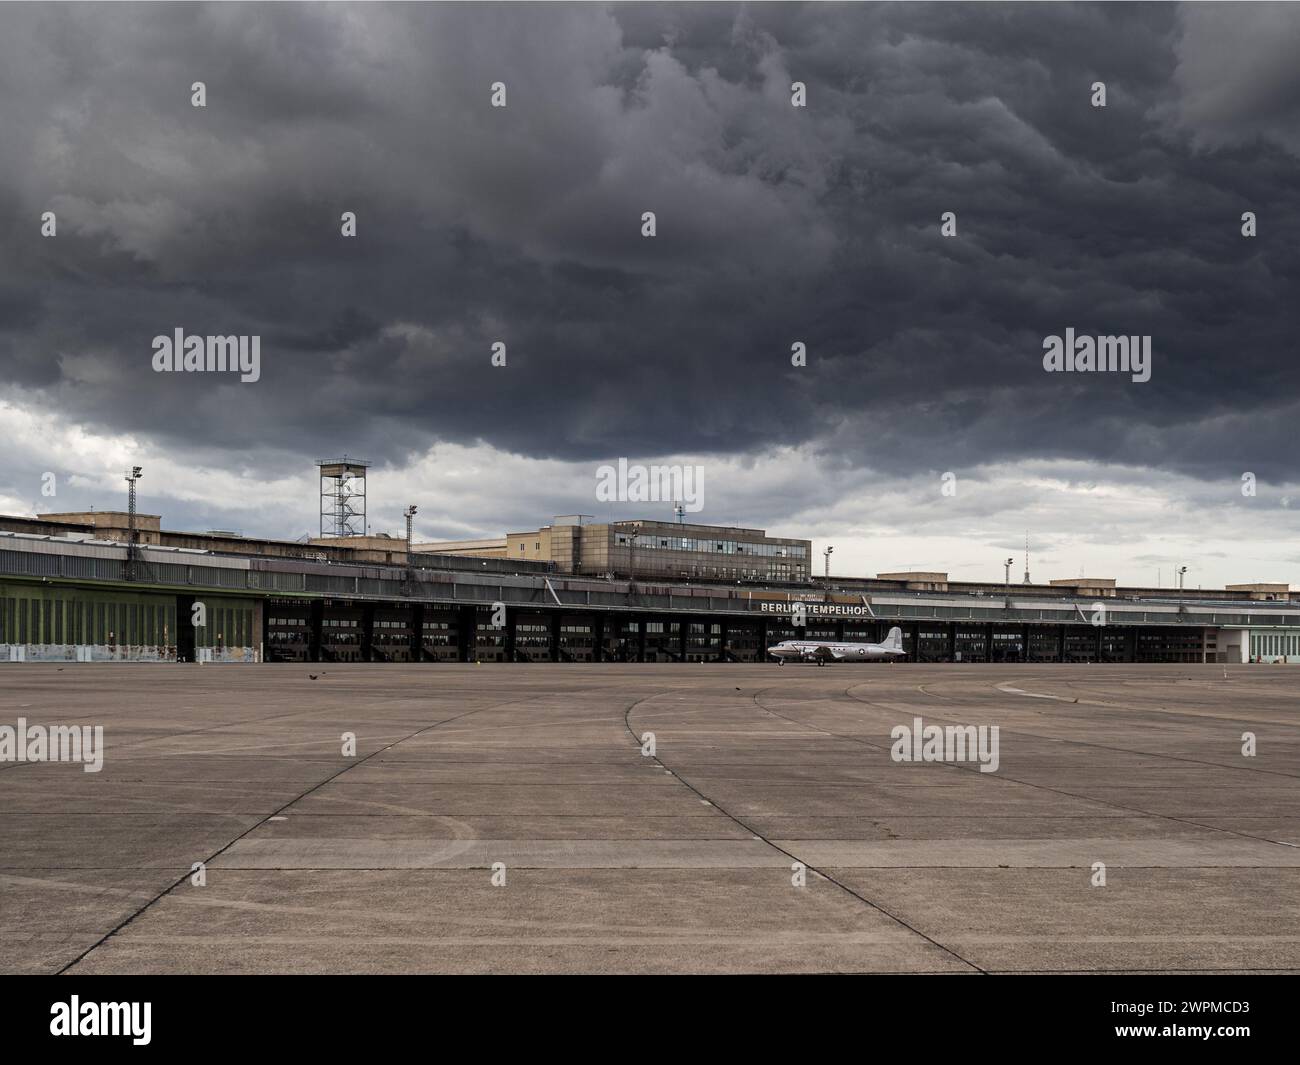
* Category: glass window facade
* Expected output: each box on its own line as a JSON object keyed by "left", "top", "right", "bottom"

{"left": 605, "top": 525, "right": 810, "bottom": 582}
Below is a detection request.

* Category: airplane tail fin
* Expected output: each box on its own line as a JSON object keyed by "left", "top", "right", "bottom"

{"left": 883, "top": 626, "right": 904, "bottom": 651}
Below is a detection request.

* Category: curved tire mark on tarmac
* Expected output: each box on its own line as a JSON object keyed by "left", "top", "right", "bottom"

{"left": 54, "top": 696, "right": 523, "bottom": 974}
{"left": 989, "top": 680, "right": 1300, "bottom": 780}
{"left": 1006, "top": 676, "right": 1300, "bottom": 733}
{"left": 0, "top": 699, "right": 367, "bottom": 775}
{"left": 624, "top": 686, "right": 984, "bottom": 974}
{"left": 841, "top": 680, "right": 1300, "bottom": 850}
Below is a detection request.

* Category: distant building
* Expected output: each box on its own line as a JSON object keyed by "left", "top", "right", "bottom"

{"left": 36, "top": 511, "right": 163, "bottom": 545}
{"left": 411, "top": 537, "right": 507, "bottom": 558}
{"left": 876, "top": 571, "right": 949, "bottom": 592}
{"left": 2, "top": 506, "right": 1298, "bottom": 665}
{"left": 1225, "top": 583, "right": 1290, "bottom": 601}
{"left": 485, "top": 518, "right": 811, "bottom": 582}
{"left": 1049, "top": 577, "right": 1118, "bottom": 598}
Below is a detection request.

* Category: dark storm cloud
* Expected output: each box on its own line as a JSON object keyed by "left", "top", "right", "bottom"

{"left": 1, "top": 2, "right": 1298, "bottom": 480}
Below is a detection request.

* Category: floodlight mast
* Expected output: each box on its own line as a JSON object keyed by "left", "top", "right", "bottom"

{"left": 404, "top": 505, "right": 418, "bottom": 594}
{"left": 124, "top": 466, "right": 143, "bottom": 581}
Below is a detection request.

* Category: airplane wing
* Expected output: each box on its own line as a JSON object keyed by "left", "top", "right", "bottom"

{"left": 808, "top": 645, "right": 841, "bottom": 661}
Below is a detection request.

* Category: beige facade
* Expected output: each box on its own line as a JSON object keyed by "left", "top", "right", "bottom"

{"left": 876, "top": 571, "right": 949, "bottom": 591}
{"left": 413, "top": 538, "right": 508, "bottom": 558}
{"left": 506, "top": 527, "right": 556, "bottom": 564}
{"left": 505, "top": 519, "right": 810, "bottom": 582}
{"left": 39, "top": 511, "right": 163, "bottom": 545}
{"left": 307, "top": 534, "right": 408, "bottom": 564}
{"left": 20, "top": 513, "right": 401, "bottom": 565}
{"left": 1226, "top": 583, "right": 1291, "bottom": 600}
{"left": 1049, "top": 577, "right": 1118, "bottom": 597}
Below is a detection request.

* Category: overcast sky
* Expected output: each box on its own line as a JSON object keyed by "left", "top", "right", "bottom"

{"left": 2, "top": 2, "right": 1298, "bottom": 587}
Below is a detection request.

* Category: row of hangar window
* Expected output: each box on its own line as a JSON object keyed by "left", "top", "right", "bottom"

{"left": 1252, "top": 632, "right": 1300, "bottom": 657}
{"left": 612, "top": 534, "right": 807, "bottom": 558}
{"left": 0, "top": 596, "right": 251, "bottom": 647}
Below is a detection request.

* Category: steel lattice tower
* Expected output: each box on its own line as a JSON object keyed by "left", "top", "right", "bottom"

{"left": 316, "top": 457, "right": 370, "bottom": 538}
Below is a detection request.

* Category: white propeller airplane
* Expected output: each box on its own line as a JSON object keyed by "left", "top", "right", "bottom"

{"left": 767, "top": 626, "right": 907, "bottom": 665}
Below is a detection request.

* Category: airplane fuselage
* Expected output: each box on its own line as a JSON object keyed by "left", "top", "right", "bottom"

{"left": 767, "top": 639, "right": 906, "bottom": 664}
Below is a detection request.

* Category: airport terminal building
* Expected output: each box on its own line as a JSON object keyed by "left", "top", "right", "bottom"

{"left": 452, "top": 517, "right": 813, "bottom": 583}
{"left": 2, "top": 510, "right": 1299, "bottom": 666}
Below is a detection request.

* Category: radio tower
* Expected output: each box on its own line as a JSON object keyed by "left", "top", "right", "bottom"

{"left": 1022, "top": 532, "right": 1032, "bottom": 584}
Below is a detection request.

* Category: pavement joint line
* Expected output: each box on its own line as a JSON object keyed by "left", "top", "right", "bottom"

{"left": 833, "top": 684, "right": 1300, "bottom": 850}
{"left": 746, "top": 685, "right": 1300, "bottom": 886}
{"left": 982, "top": 685, "right": 1300, "bottom": 779}
{"left": 8, "top": 663, "right": 1299, "bottom": 974}
{"left": 623, "top": 686, "right": 988, "bottom": 974}
{"left": 51, "top": 695, "right": 529, "bottom": 975}
{"left": 0, "top": 701, "right": 382, "bottom": 772}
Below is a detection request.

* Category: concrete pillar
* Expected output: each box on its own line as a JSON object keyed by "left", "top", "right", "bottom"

{"left": 176, "top": 594, "right": 197, "bottom": 663}
{"left": 409, "top": 603, "right": 424, "bottom": 662}
{"left": 550, "top": 611, "right": 562, "bottom": 662}
{"left": 252, "top": 598, "right": 265, "bottom": 663}
{"left": 360, "top": 603, "right": 375, "bottom": 663}
{"left": 308, "top": 600, "right": 324, "bottom": 663}
{"left": 457, "top": 604, "right": 476, "bottom": 663}
{"left": 592, "top": 614, "right": 605, "bottom": 663}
